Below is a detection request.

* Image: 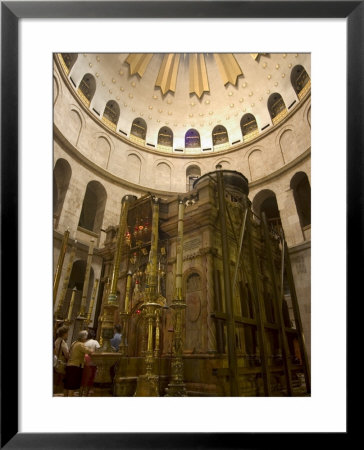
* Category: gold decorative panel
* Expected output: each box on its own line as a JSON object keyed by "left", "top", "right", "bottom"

{"left": 189, "top": 54, "right": 209, "bottom": 99}
{"left": 77, "top": 88, "right": 90, "bottom": 107}
{"left": 243, "top": 129, "right": 259, "bottom": 142}
{"left": 155, "top": 54, "right": 180, "bottom": 95}
{"left": 58, "top": 54, "right": 69, "bottom": 75}
{"left": 214, "top": 54, "right": 243, "bottom": 86}
{"left": 126, "top": 54, "right": 153, "bottom": 77}
{"left": 298, "top": 79, "right": 311, "bottom": 100}
{"left": 129, "top": 134, "right": 146, "bottom": 146}
{"left": 102, "top": 116, "right": 117, "bottom": 131}
{"left": 272, "top": 108, "right": 287, "bottom": 125}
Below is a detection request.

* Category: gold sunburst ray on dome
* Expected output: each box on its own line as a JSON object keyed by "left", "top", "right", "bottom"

{"left": 125, "top": 53, "right": 271, "bottom": 98}
{"left": 125, "top": 54, "right": 153, "bottom": 77}
{"left": 155, "top": 54, "right": 181, "bottom": 95}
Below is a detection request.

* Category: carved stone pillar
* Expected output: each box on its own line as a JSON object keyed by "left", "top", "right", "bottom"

{"left": 276, "top": 189, "right": 304, "bottom": 247}
{"left": 202, "top": 248, "right": 217, "bottom": 353}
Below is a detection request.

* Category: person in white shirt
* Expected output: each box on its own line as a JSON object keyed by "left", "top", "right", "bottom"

{"left": 80, "top": 329, "right": 100, "bottom": 396}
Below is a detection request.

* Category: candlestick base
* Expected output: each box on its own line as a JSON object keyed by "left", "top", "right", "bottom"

{"left": 134, "top": 374, "right": 160, "bottom": 397}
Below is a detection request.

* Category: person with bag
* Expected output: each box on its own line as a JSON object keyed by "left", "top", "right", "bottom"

{"left": 53, "top": 326, "right": 69, "bottom": 394}
{"left": 64, "top": 330, "right": 95, "bottom": 397}
{"left": 80, "top": 329, "right": 101, "bottom": 397}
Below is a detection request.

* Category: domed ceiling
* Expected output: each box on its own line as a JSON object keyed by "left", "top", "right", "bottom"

{"left": 57, "top": 52, "right": 311, "bottom": 154}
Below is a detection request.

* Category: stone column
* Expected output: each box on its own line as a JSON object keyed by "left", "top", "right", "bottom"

{"left": 55, "top": 239, "right": 77, "bottom": 320}
{"left": 203, "top": 248, "right": 217, "bottom": 353}
{"left": 276, "top": 189, "right": 304, "bottom": 247}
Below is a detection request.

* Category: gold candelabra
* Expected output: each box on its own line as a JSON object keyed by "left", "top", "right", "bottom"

{"left": 166, "top": 199, "right": 187, "bottom": 396}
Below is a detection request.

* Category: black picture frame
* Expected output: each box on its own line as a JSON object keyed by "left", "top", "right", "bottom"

{"left": 1, "top": 1, "right": 358, "bottom": 448}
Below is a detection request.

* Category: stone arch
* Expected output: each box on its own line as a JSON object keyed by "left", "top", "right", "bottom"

{"left": 279, "top": 128, "right": 297, "bottom": 164}
{"left": 53, "top": 158, "right": 72, "bottom": 228}
{"left": 69, "top": 108, "right": 83, "bottom": 146}
{"left": 186, "top": 165, "right": 201, "bottom": 191}
{"left": 290, "top": 171, "right": 311, "bottom": 229}
{"left": 252, "top": 189, "right": 282, "bottom": 233}
{"left": 78, "top": 180, "right": 107, "bottom": 235}
{"left": 216, "top": 160, "right": 231, "bottom": 169}
{"left": 127, "top": 153, "right": 142, "bottom": 184}
{"left": 248, "top": 149, "right": 265, "bottom": 181}
{"left": 94, "top": 135, "right": 111, "bottom": 169}
{"left": 53, "top": 75, "right": 59, "bottom": 105}
{"left": 155, "top": 162, "right": 171, "bottom": 190}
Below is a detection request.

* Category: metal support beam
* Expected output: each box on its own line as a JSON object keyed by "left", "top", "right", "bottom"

{"left": 261, "top": 212, "right": 293, "bottom": 396}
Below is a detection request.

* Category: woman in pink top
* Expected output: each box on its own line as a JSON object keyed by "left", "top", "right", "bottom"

{"left": 80, "top": 329, "right": 100, "bottom": 396}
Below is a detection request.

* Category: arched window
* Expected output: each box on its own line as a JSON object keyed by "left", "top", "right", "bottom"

{"left": 78, "top": 73, "right": 96, "bottom": 107}
{"left": 268, "top": 93, "right": 287, "bottom": 125}
{"left": 53, "top": 159, "right": 72, "bottom": 229}
{"left": 157, "top": 127, "right": 173, "bottom": 148}
{"left": 291, "top": 65, "right": 311, "bottom": 99}
{"left": 212, "top": 125, "right": 229, "bottom": 148}
{"left": 78, "top": 181, "right": 107, "bottom": 235}
{"left": 59, "top": 53, "right": 78, "bottom": 75}
{"left": 130, "top": 118, "right": 147, "bottom": 144}
{"left": 241, "top": 114, "right": 258, "bottom": 141}
{"left": 185, "top": 129, "right": 201, "bottom": 149}
{"left": 102, "top": 100, "right": 120, "bottom": 130}
{"left": 290, "top": 172, "right": 311, "bottom": 232}
{"left": 253, "top": 189, "right": 282, "bottom": 234}
{"left": 186, "top": 165, "right": 201, "bottom": 191}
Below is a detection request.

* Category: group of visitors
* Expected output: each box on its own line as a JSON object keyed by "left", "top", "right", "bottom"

{"left": 53, "top": 326, "right": 100, "bottom": 396}
{"left": 53, "top": 325, "right": 122, "bottom": 396}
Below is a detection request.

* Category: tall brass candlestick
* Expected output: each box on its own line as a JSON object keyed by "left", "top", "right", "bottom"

{"left": 53, "top": 228, "right": 70, "bottom": 306}
{"left": 166, "top": 199, "right": 187, "bottom": 396}
{"left": 66, "top": 287, "right": 77, "bottom": 323}
{"left": 124, "top": 272, "right": 132, "bottom": 313}
{"left": 135, "top": 197, "right": 161, "bottom": 396}
{"left": 99, "top": 195, "right": 136, "bottom": 352}
{"left": 79, "top": 239, "right": 95, "bottom": 317}
{"left": 55, "top": 239, "right": 77, "bottom": 319}
{"left": 146, "top": 197, "right": 159, "bottom": 298}
{"left": 109, "top": 195, "right": 136, "bottom": 304}
{"left": 86, "top": 278, "right": 99, "bottom": 324}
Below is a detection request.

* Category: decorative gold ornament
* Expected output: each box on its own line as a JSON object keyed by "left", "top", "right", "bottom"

{"left": 155, "top": 53, "right": 180, "bottom": 95}
{"left": 190, "top": 53, "right": 209, "bottom": 98}
{"left": 125, "top": 53, "right": 153, "bottom": 77}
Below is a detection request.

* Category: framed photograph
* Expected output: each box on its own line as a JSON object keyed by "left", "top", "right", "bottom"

{"left": 1, "top": 1, "right": 358, "bottom": 448}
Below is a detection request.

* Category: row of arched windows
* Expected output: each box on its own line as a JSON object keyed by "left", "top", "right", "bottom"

{"left": 60, "top": 53, "right": 310, "bottom": 150}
